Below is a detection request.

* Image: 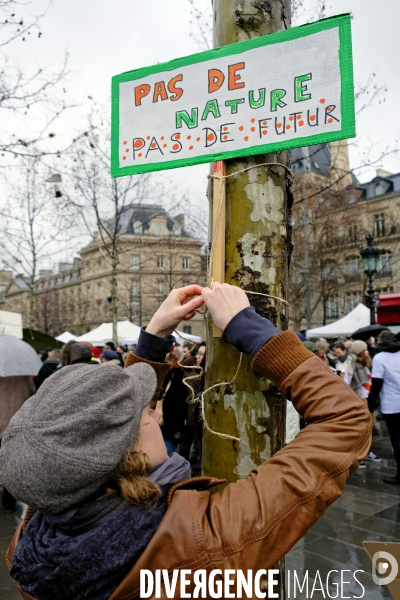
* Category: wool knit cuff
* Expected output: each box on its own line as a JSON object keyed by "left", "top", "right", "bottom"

{"left": 124, "top": 352, "right": 170, "bottom": 403}
{"left": 251, "top": 330, "right": 315, "bottom": 388}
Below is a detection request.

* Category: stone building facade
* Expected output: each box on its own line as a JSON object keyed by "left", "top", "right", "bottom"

{"left": 289, "top": 145, "right": 400, "bottom": 331}
{"left": 1, "top": 204, "right": 207, "bottom": 339}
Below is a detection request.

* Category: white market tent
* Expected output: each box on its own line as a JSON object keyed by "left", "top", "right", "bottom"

{"left": 77, "top": 321, "right": 142, "bottom": 346}
{"left": 173, "top": 330, "right": 202, "bottom": 345}
{"left": 120, "top": 329, "right": 202, "bottom": 346}
{"left": 55, "top": 331, "right": 78, "bottom": 344}
{"left": 306, "top": 303, "right": 371, "bottom": 339}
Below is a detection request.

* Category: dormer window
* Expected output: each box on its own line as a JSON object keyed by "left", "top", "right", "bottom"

{"left": 133, "top": 221, "right": 142, "bottom": 234}
{"left": 155, "top": 223, "right": 162, "bottom": 235}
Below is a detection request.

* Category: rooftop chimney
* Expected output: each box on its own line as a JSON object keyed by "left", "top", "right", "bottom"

{"left": 174, "top": 214, "right": 185, "bottom": 228}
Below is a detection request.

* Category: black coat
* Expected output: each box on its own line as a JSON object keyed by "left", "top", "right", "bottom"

{"left": 34, "top": 360, "right": 60, "bottom": 390}
{"left": 160, "top": 366, "right": 188, "bottom": 441}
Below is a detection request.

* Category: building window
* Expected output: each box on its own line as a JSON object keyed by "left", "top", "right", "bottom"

{"left": 183, "top": 280, "right": 190, "bottom": 287}
{"left": 379, "top": 252, "right": 393, "bottom": 277}
{"left": 325, "top": 296, "right": 339, "bottom": 319}
{"left": 375, "top": 182, "right": 385, "bottom": 196}
{"left": 348, "top": 224, "right": 358, "bottom": 242}
{"left": 182, "top": 257, "right": 189, "bottom": 269}
{"left": 158, "top": 281, "right": 165, "bottom": 294}
{"left": 155, "top": 223, "right": 162, "bottom": 235}
{"left": 133, "top": 221, "right": 142, "bottom": 234}
{"left": 346, "top": 291, "right": 361, "bottom": 313}
{"left": 344, "top": 256, "right": 361, "bottom": 282}
{"left": 322, "top": 261, "right": 338, "bottom": 280}
{"left": 132, "top": 255, "right": 139, "bottom": 268}
{"left": 131, "top": 300, "right": 140, "bottom": 317}
{"left": 97, "top": 282, "right": 102, "bottom": 297}
{"left": 157, "top": 256, "right": 164, "bottom": 268}
{"left": 183, "top": 325, "right": 192, "bottom": 334}
{"left": 375, "top": 213, "right": 386, "bottom": 237}
{"left": 131, "top": 280, "right": 139, "bottom": 294}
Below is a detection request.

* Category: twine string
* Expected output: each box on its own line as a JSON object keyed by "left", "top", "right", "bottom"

{"left": 175, "top": 330, "right": 246, "bottom": 446}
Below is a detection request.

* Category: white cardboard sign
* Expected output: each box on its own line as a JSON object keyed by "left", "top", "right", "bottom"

{"left": 111, "top": 15, "right": 354, "bottom": 177}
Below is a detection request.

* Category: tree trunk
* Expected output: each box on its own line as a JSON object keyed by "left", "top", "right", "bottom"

{"left": 203, "top": 2, "right": 292, "bottom": 597}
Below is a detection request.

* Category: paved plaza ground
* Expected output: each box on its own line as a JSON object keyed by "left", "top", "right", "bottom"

{"left": 0, "top": 420, "right": 397, "bottom": 599}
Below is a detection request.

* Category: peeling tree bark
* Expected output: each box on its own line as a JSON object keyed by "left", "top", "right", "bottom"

{"left": 203, "top": 1, "right": 292, "bottom": 596}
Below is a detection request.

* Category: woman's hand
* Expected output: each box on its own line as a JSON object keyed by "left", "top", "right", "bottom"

{"left": 146, "top": 285, "right": 204, "bottom": 338}
{"left": 202, "top": 282, "right": 250, "bottom": 332}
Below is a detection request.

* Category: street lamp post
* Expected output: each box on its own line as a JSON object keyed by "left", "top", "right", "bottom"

{"left": 360, "top": 235, "right": 381, "bottom": 325}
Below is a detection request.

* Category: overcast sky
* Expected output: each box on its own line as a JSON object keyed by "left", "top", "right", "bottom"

{"left": 6, "top": 0, "right": 400, "bottom": 200}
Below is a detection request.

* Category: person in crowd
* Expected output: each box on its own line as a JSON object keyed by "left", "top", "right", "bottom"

{"left": 100, "top": 350, "right": 123, "bottom": 366}
{"left": 0, "top": 374, "right": 36, "bottom": 513}
{"left": 302, "top": 340, "right": 318, "bottom": 354}
{"left": 190, "top": 342, "right": 207, "bottom": 471}
{"left": 315, "top": 340, "right": 337, "bottom": 369}
{"left": 104, "top": 341, "right": 116, "bottom": 351}
{"left": 2, "top": 283, "right": 371, "bottom": 600}
{"left": 158, "top": 348, "right": 188, "bottom": 456}
{"left": 117, "top": 345, "right": 129, "bottom": 363}
{"left": 365, "top": 335, "right": 381, "bottom": 359}
{"left": 34, "top": 349, "right": 61, "bottom": 390}
{"left": 343, "top": 340, "right": 381, "bottom": 467}
{"left": 182, "top": 341, "right": 191, "bottom": 354}
{"left": 196, "top": 342, "right": 206, "bottom": 367}
{"left": 90, "top": 347, "right": 102, "bottom": 363}
{"left": 368, "top": 330, "right": 400, "bottom": 485}
{"left": 38, "top": 348, "right": 52, "bottom": 363}
{"left": 332, "top": 340, "right": 350, "bottom": 377}
{"left": 178, "top": 343, "right": 202, "bottom": 466}
{"left": 61, "top": 342, "right": 98, "bottom": 366}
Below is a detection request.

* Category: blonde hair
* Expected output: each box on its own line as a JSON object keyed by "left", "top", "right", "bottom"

{"left": 316, "top": 340, "right": 329, "bottom": 354}
{"left": 356, "top": 351, "right": 372, "bottom": 370}
{"left": 106, "top": 450, "right": 162, "bottom": 507}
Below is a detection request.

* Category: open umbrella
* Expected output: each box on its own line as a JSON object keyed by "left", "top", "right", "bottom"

{"left": 352, "top": 324, "right": 390, "bottom": 341}
{"left": 0, "top": 334, "right": 43, "bottom": 377}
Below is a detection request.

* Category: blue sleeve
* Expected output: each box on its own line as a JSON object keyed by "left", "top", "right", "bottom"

{"left": 222, "top": 306, "right": 281, "bottom": 360}
{"left": 134, "top": 328, "right": 175, "bottom": 363}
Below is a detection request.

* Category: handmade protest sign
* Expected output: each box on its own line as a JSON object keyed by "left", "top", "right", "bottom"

{"left": 111, "top": 14, "right": 354, "bottom": 177}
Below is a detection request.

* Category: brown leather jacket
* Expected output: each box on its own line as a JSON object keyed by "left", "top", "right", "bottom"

{"left": 7, "top": 331, "right": 372, "bottom": 600}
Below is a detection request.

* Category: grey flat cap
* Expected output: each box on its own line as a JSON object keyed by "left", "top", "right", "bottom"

{"left": 0, "top": 362, "right": 156, "bottom": 513}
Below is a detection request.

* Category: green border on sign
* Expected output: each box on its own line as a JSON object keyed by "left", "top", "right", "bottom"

{"left": 111, "top": 14, "right": 354, "bottom": 178}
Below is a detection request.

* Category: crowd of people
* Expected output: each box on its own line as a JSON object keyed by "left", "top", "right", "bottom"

{"left": 297, "top": 329, "right": 400, "bottom": 482}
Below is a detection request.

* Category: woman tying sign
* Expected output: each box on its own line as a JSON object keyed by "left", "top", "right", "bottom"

{"left": 2, "top": 283, "right": 371, "bottom": 599}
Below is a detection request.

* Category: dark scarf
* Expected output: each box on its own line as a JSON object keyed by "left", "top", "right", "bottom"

{"left": 337, "top": 350, "right": 349, "bottom": 363}
{"left": 11, "top": 454, "right": 191, "bottom": 600}
{"left": 377, "top": 333, "right": 400, "bottom": 354}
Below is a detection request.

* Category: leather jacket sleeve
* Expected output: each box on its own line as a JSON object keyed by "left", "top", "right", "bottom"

{"left": 198, "top": 331, "right": 372, "bottom": 567}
